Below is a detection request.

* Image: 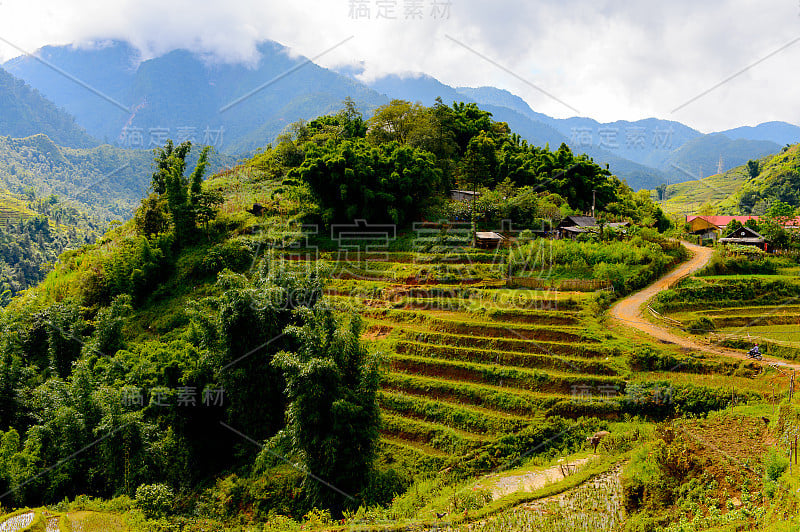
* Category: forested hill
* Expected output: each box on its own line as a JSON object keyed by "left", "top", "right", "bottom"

{"left": 0, "top": 133, "right": 236, "bottom": 223}
{"left": 0, "top": 67, "right": 97, "bottom": 148}
{"left": 660, "top": 143, "right": 800, "bottom": 216}
{"left": 0, "top": 133, "right": 236, "bottom": 296}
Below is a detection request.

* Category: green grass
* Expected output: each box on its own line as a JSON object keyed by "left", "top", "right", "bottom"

{"left": 379, "top": 390, "right": 529, "bottom": 435}
{"left": 659, "top": 163, "right": 750, "bottom": 216}
{"left": 388, "top": 353, "right": 626, "bottom": 395}
{"left": 387, "top": 328, "right": 613, "bottom": 358}
{"left": 721, "top": 324, "right": 800, "bottom": 344}
{"left": 393, "top": 340, "right": 618, "bottom": 375}
{"left": 380, "top": 413, "right": 492, "bottom": 455}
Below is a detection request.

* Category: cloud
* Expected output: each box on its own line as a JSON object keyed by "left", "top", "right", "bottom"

{"left": 0, "top": 0, "right": 798, "bottom": 132}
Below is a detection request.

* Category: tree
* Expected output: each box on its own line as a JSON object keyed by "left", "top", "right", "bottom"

{"left": 723, "top": 219, "right": 743, "bottom": 236}
{"left": 767, "top": 200, "right": 795, "bottom": 221}
{"left": 747, "top": 160, "right": 759, "bottom": 179}
{"left": 367, "top": 100, "right": 426, "bottom": 145}
{"left": 296, "top": 138, "right": 442, "bottom": 225}
{"left": 273, "top": 305, "right": 381, "bottom": 515}
{"left": 134, "top": 194, "right": 170, "bottom": 239}
{"left": 150, "top": 141, "right": 211, "bottom": 244}
{"left": 151, "top": 140, "right": 191, "bottom": 196}
{"left": 193, "top": 190, "right": 224, "bottom": 239}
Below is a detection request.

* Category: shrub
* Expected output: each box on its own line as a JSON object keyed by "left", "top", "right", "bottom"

{"left": 687, "top": 316, "right": 715, "bottom": 335}
{"left": 135, "top": 483, "right": 175, "bottom": 519}
{"left": 764, "top": 446, "right": 789, "bottom": 483}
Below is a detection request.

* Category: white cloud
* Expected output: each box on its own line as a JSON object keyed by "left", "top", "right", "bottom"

{"left": 0, "top": 0, "right": 798, "bottom": 131}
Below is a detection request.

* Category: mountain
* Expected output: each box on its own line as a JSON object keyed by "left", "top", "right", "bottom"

{"left": 659, "top": 159, "right": 754, "bottom": 216}
{"left": 4, "top": 40, "right": 389, "bottom": 154}
{"left": 0, "top": 67, "right": 97, "bottom": 148}
{"left": 6, "top": 41, "right": 799, "bottom": 192}
{"left": 721, "top": 121, "right": 800, "bottom": 146}
{"left": 367, "top": 75, "right": 670, "bottom": 189}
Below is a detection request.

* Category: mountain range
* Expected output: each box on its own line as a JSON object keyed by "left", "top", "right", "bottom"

{"left": 2, "top": 39, "right": 800, "bottom": 191}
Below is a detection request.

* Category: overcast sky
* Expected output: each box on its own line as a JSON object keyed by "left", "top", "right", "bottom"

{"left": 0, "top": 0, "right": 798, "bottom": 132}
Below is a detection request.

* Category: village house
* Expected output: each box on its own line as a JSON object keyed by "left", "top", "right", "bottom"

{"left": 555, "top": 216, "right": 630, "bottom": 239}
{"left": 685, "top": 215, "right": 760, "bottom": 240}
{"left": 718, "top": 225, "right": 769, "bottom": 251}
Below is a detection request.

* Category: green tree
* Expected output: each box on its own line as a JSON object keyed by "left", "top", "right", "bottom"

{"left": 151, "top": 141, "right": 211, "bottom": 243}
{"left": 747, "top": 159, "right": 760, "bottom": 179}
{"left": 296, "top": 138, "right": 442, "bottom": 225}
{"left": 134, "top": 193, "right": 171, "bottom": 239}
{"left": 367, "top": 99, "right": 426, "bottom": 145}
{"left": 273, "top": 305, "right": 381, "bottom": 514}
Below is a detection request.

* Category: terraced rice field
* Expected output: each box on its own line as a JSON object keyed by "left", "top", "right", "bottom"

{"left": 0, "top": 512, "right": 34, "bottom": 531}
{"left": 289, "top": 250, "right": 626, "bottom": 469}
{"left": 661, "top": 275, "right": 800, "bottom": 349}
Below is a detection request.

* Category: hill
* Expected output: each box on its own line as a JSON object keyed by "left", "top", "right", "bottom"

{"left": 8, "top": 41, "right": 797, "bottom": 192}
{"left": 0, "top": 67, "right": 97, "bottom": 148}
{"left": 366, "top": 74, "right": 671, "bottom": 190}
{"left": 659, "top": 160, "right": 753, "bottom": 216}
{"left": 0, "top": 133, "right": 235, "bottom": 223}
{"left": 663, "top": 133, "right": 780, "bottom": 181}
{"left": 0, "top": 100, "right": 692, "bottom": 526}
{"left": 659, "top": 144, "right": 800, "bottom": 215}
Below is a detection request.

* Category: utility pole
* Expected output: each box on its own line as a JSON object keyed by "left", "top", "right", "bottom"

{"left": 592, "top": 189, "right": 596, "bottom": 218}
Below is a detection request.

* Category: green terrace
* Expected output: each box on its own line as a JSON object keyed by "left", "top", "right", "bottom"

{"left": 260, "top": 235, "right": 703, "bottom": 475}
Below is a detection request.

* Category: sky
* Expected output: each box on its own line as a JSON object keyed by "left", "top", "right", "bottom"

{"left": 0, "top": 0, "right": 798, "bottom": 133}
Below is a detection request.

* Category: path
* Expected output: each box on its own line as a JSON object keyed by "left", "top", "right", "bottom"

{"left": 609, "top": 241, "right": 800, "bottom": 369}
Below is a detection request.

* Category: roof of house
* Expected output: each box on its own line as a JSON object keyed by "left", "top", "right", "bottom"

{"left": 686, "top": 215, "right": 760, "bottom": 227}
{"left": 475, "top": 231, "right": 505, "bottom": 240}
{"left": 722, "top": 226, "right": 765, "bottom": 240}
{"left": 719, "top": 237, "right": 766, "bottom": 245}
{"left": 559, "top": 216, "right": 597, "bottom": 228}
{"left": 562, "top": 226, "right": 589, "bottom": 233}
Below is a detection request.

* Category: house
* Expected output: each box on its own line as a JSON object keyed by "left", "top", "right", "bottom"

{"left": 686, "top": 215, "right": 760, "bottom": 240}
{"left": 718, "top": 225, "right": 769, "bottom": 251}
{"left": 556, "top": 216, "right": 597, "bottom": 239}
{"left": 450, "top": 190, "right": 480, "bottom": 202}
{"left": 475, "top": 231, "right": 505, "bottom": 249}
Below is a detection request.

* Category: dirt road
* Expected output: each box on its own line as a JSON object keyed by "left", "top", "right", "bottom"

{"left": 609, "top": 241, "right": 800, "bottom": 369}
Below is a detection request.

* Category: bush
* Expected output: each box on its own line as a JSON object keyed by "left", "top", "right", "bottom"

{"left": 697, "top": 252, "right": 783, "bottom": 276}
{"left": 687, "top": 316, "right": 715, "bottom": 334}
{"left": 135, "top": 483, "right": 175, "bottom": 519}
{"left": 764, "top": 446, "right": 789, "bottom": 483}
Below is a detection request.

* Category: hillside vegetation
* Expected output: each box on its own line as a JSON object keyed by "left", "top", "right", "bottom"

{"left": 660, "top": 143, "right": 800, "bottom": 216}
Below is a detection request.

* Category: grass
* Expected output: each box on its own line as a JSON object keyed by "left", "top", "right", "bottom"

{"left": 64, "top": 511, "right": 130, "bottom": 531}
{"left": 721, "top": 324, "right": 800, "bottom": 344}
{"left": 388, "top": 353, "right": 626, "bottom": 394}
{"left": 392, "top": 340, "right": 618, "bottom": 375}
{"left": 378, "top": 390, "right": 530, "bottom": 435}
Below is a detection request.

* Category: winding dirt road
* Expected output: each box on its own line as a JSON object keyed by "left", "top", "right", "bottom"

{"left": 609, "top": 241, "right": 800, "bottom": 369}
